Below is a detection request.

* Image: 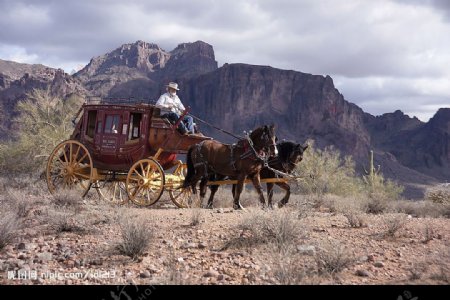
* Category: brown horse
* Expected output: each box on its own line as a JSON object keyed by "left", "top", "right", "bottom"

{"left": 207, "top": 140, "right": 308, "bottom": 209}
{"left": 182, "top": 124, "right": 278, "bottom": 209}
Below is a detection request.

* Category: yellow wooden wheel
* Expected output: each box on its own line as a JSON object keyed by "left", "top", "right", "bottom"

{"left": 46, "top": 140, "right": 93, "bottom": 197}
{"left": 168, "top": 163, "right": 200, "bottom": 208}
{"left": 126, "top": 158, "right": 165, "bottom": 206}
{"left": 96, "top": 180, "right": 128, "bottom": 205}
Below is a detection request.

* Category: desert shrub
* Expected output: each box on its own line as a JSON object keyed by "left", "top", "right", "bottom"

{"left": 364, "top": 176, "right": 404, "bottom": 203}
{"left": 3, "top": 189, "right": 31, "bottom": 218}
{"left": 189, "top": 208, "right": 202, "bottom": 226}
{"left": 426, "top": 184, "right": 450, "bottom": 205}
{"left": 294, "top": 142, "right": 404, "bottom": 214}
{"left": 408, "top": 262, "right": 428, "bottom": 280}
{"left": 343, "top": 211, "right": 367, "bottom": 228}
{"left": 270, "top": 247, "right": 308, "bottom": 284}
{"left": 294, "top": 141, "right": 363, "bottom": 199}
{"left": 116, "top": 214, "right": 153, "bottom": 259}
{"left": 392, "top": 200, "right": 449, "bottom": 218}
{"left": 315, "top": 239, "right": 355, "bottom": 275}
{"left": 230, "top": 209, "right": 304, "bottom": 252}
{"left": 365, "top": 197, "right": 389, "bottom": 214}
{"left": 383, "top": 215, "right": 407, "bottom": 238}
{"left": 0, "top": 89, "right": 83, "bottom": 174}
{"left": 51, "top": 189, "right": 83, "bottom": 207}
{"left": 48, "top": 207, "right": 86, "bottom": 233}
{"left": 0, "top": 211, "right": 20, "bottom": 249}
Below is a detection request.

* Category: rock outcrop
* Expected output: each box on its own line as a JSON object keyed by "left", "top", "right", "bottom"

{"left": 183, "top": 63, "right": 370, "bottom": 160}
{"left": 366, "top": 108, "right": 450, "bottom": 181}
{"left": 74, "top": 40, "right": 217, "bottom": 98}
{"left": 0, "top": 60, "right": 86, "bottom": 137}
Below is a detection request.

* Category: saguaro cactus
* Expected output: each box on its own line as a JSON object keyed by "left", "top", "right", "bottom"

{"left": 363, "top": 150, "right": 381, "bottom": 188}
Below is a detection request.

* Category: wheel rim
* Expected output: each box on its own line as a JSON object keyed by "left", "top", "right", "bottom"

{"left": 168, "top": 163, "right": 200, "bottom": 208}
{"left": 169, "top": 187, "right": 200, "bottom": 208}
{"left": 126, "top": 159, "right": 165, "bottom": 206}
{"left": 46, "top": 140, "right": 93, "bottom": 196}
{"left": 96, "top": 180, "right": 128, "bottom": 205}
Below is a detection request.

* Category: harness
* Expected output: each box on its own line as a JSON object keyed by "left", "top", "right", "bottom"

{"left": 265, "top": 149, "right": 300, "bottom": 179}
{"left": 229, "top": 132, "right": 272, "bottom": 171}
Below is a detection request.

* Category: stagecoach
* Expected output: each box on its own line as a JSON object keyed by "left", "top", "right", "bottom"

{"left": 46, "top": 98, "right": 212, "bottom": 208}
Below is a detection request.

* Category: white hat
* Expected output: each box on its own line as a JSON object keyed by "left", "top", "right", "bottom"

{"left": 166, "top": 82, "right": 180, "bottom": 91}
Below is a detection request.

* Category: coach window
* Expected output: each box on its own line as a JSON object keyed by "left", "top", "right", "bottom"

{"left": 128, "top": 113, "right": 142, "bottom": 140}
{"left": 104, "top": 115, "right": 120, "bottom": 134}
{"left": 86, "top": 110, "right": 97, "bottom": 138}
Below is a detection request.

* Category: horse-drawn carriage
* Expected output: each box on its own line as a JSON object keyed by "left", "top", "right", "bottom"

{"left": 46, "top": 98, "right": 307, "bottom": 209}
{"left": 46, "top": 99, "right": 212, "bottom": 208}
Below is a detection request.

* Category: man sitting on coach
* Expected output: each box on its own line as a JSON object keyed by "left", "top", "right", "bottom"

{"left": 156, "top": 82, "right": 195, "bottom": 134}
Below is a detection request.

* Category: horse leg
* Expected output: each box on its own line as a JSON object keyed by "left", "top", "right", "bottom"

{"left": 206, "top": 174, "right": 225, "bottom": 209}
{"left": 233, "top": 174, "right": 246, "bottom": 210}
{"left": 206, "top": 184, "right": 219, "bottom": 209}
{"left": 277, "top": 182, "right": 291, "bottom": 208}
{"left": 266, "top": 182, "right": 274, "bottom": 209}
{"left": 199, "top": 176, "right": 208, "bottom": 207}
{"left": 250, "top": 173, "right": 266, "bottom": 209}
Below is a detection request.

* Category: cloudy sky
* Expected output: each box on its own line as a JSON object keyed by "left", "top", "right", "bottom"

{"left": 1, "top": 0, "right": 449, "bottom": 122}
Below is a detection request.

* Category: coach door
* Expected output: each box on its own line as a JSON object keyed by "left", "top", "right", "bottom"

{"left": 95, "top": 111, "right": 125, "bottom": 154}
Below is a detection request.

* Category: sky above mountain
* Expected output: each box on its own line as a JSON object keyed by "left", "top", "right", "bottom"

{"left": 1, "top": 0, "right": 449, "bottom": 122}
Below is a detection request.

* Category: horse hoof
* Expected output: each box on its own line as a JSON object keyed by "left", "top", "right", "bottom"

{"left": 204, "top": 204, "right": 213, "bottom": 209}
{"left": 278, "top": 201, "right": 287, "bottom": 208}
{"left": 233, "top": 203, "right": 244, "bottom": 210}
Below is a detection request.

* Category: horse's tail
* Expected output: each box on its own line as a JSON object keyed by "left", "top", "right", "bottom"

{"left": 183, "top": 146, "right": 196, "bottom": 188}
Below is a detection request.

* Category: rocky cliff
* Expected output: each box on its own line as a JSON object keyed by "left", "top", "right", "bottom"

{"left": 0, "top": 59, "right": 86, "bottom": 137}
{"left": 73, "top": 40, "right": 218, "bottom": 99}
{"left": 182, "top": 63, "right": 370, "bottom": 160}
{"left": 366, "top": 108, "right": 450, "bottom": 181}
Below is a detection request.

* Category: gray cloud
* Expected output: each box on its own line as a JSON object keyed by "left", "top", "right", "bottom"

{"left": 0, "top": 0, "right": 449, "bottom": 121}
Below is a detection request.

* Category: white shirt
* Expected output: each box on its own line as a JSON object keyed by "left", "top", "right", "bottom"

{"left": 155, "top": 92, "right": 185, "bottom": 115}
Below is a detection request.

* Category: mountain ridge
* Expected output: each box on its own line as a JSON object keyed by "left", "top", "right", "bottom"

{"left": 0, "top": 40, "right": 448, "bottom": 197}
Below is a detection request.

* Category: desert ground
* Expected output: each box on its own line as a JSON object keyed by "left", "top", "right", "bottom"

{"left": 0, "top": 178, "right": 449, "bottom": 286}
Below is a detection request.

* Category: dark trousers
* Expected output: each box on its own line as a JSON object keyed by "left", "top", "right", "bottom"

{"left": 162, "top": 112, "right": 194, "bottom": 134}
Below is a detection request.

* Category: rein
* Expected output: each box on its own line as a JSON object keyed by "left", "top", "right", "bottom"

{"left": 188, "top": 113, "right": 243, "bottom": 140}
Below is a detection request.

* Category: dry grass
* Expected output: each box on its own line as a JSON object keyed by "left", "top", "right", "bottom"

{"left": 0, "top": 211, "right": 20, "bottom": 249}
{"left": 48, "top": 207, "right": 86, "bottom": 233}
{"left": 116, "top": 214, "right": 154, "bottom": 259}
{"left": 383, "top": 215, "right": 407, "bottom": 238}
{"left": 408, "top": 262, "right": 428, "bottom": 280}
{"left": 51, "top": 189, "right": 83, "bottom": 207}
{"left": 189, "top": 208, "right": 202, "bottom": 226}
{"left": 422, "top": 222, "right": 437, "bottom": 244}
{"left": 270, "top": 248, "right": 309, "bottom": 284}
{"left": 392, "top": 199, "right": 449, "bottom": 218}
{"left": 343, "top": 211, "right": 367, "bottom": 228}
{"left": 365, "top": 196, "right": 389, "bottom": 214}
{"left": 5, "top": 189, "right": 32, "bottom": 218}
{"left": 224, "top": 208, "right": 306, "bottom": 252}
{"left": 315, "top": 239, "right": 355, "bottom": 275}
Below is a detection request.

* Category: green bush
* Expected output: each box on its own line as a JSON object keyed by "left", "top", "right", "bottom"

{"left": 294, "top": 141, "right": 404, "bottom": 212}
{"left": 294, "top": 140, "right": 363, "bottom": 198}
{"left": 0, "top": 89, "right": 83, "bottom": 174}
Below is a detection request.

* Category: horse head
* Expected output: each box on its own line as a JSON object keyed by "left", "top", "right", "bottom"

{"left": 276, "top": 141, "right": 308, "bottom": 172}
{"left": 290, "top": 143, "right": 308, "bottom": 165}
{"left": 249, "top": 124, "right": 278, "bottom": 158}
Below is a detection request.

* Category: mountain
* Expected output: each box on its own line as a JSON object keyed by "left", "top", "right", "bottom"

{"left": 365, "top": 108, "right": 450, "bottom": 181}
{"left": 182, "top": 63, "right": 371, "bottom": 160}
{"left": 73, "top": 40, "right": 218, "bottom": 99}
{"left": 0, "top": 59, "right": 86, "bottom": 138}
{"left": 0, "top": 40, "right": 448, "bottom": 198}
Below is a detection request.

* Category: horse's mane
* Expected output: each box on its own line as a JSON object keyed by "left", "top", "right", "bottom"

{"left": 277, "top": 140, "right": 298, "bottom": 164}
